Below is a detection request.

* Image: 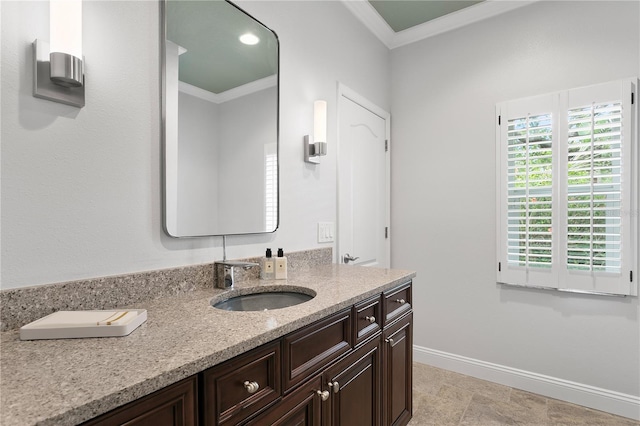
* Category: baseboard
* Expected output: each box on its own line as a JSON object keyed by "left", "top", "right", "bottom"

{"left": 413, "top": 345, "right": 640, "bottom": 421}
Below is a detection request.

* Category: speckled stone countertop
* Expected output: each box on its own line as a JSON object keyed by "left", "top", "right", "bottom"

{"left": 0, "top": 264, "right": 415, "bottom": 426}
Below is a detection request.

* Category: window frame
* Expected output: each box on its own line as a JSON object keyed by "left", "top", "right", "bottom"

{"left": 496, "top": 78, "right": 638, "bottom": 296}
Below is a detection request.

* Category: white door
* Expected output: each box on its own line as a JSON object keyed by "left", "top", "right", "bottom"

{"left": 337, "top": 85, "right": 390, "bottom": 267}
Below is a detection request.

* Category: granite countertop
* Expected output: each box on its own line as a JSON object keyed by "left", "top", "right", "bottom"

{"left": 0, "top": 264, "right": 415, "bottom": 426}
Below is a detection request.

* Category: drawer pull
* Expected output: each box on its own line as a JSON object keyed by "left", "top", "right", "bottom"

{"left": 328, "top": 381, "right": 340, "bottom": 393}
{"left": 395, "top": 299, "right": 406, "bottom": 304}
{"left": 243, "top": 381, "right": 260, "bottom": 394}
{"left": 364, "top": 316, "right": 376, "bottom": 324}
{"left": 386, "top": 338, "right": 394, "bottom": 345}
{"left": 316, "top": 390, "right": 330, "bottom": 401}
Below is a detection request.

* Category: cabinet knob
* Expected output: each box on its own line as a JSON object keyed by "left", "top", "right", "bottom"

{"left": 316, "top": 390, "right": 330, "bottom": 401}
{"left": 386, "top": 337, "right": 394, "bottom": 345}
{"left": 395, "top": 298, "right": 406, "bottom": 304}
{"left": 243, "top": 381, "right": 259, "bottom": 394}
{"left": 365, "top": 316, "right": 376, "bottom": 324}
{"left": 328, "top": 381, "right": 340, "bottom": 393}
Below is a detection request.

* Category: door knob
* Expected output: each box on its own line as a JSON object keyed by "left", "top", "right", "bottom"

{"left": 343, "top": 253, "right": 359, "bottom": 264}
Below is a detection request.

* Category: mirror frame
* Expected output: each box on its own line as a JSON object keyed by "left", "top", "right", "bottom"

{"left": 160, "top": 0, "right": 280, "bottom": 238}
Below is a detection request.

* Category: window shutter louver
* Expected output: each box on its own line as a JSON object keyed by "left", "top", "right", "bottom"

{"left": 497, "top": 78, "right": 637, "bottom": 296}
{"left": 265, "top": 144, "right": 278, "bottom": 231}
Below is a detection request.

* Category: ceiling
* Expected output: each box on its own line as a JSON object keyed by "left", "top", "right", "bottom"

{"left": 369, "top": 0, "right": 484, "bottom": 33}
{"left": 166, "top": 0, "right": 537, "bottom": 95}
{"left": 343, "top": 0, "right": 537, "bottom": 49}
{"left": 166, "top": 0, "right": 277, "bottom": 94}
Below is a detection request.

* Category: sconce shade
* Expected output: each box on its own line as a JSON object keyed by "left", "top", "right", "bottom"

{"left": 304, "top": 100, "right": 328, "bottom": 164}
{"left": 50, "top": 0, "right": 83, "bottom": 87}
{"left": 32, "top": 0, "right": 85, "bottom": 107}
{"left": 313, "top": 100, "right": 327, "bottom": 143}
{"left": 50, "top": 0, "right": 82, "bottom": 59}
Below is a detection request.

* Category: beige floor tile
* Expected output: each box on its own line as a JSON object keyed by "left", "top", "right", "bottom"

{"left": 442, "top": 373, "right": 512, "bottom": 403}
{"left": 547, "top": 399, "right": 640, "bottom": 426}
{"left": 411, "top": 364, "right": 639, "bottom": 426}
{"left": 509, "top": 389, "right": 548, "bottom": 418}
{"left": 460, "top": 394, "right": 549, "bottom": 426}
{"left": 408, "top": 388, "right": 470, "bottom": 426}
{"left": 412, "top": 362, "right": 446, "bottom": 395}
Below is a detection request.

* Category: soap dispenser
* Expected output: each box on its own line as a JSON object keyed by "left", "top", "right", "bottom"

{"left": 275, "top": 248, "right": 288, "bottom": 279}
{"left": 261, "top": 248, "right": 275, "bottom": 280}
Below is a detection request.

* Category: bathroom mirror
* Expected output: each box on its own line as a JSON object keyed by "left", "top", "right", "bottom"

{"left": 162, "top": 0, "right": 279, "bottom": 237}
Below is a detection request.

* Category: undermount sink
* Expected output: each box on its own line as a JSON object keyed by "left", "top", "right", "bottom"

{"left": 211, "top": 288, "right": 316, "bottom": 311}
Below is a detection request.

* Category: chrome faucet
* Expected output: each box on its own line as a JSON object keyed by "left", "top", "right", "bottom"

{"left": 214, "top": 236, "right": 258, "bottom": 289}
{"left": 214, "top": 261, "right": 259, "bottom": 289}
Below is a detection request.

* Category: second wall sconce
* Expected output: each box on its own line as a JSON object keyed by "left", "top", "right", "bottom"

{"left": 304, "top": 100, "right": 327, "bottom": 164}
{"left": 33, "top": 0, "right": 85, "bottom": 108}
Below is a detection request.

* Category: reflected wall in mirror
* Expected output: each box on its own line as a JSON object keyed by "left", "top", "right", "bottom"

{"left": 162, "top": 0, "right": 279, "bottom": 237}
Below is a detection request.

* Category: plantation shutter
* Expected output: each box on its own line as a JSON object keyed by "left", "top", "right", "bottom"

{"left": 559, "top": 80, "right": 637, "bottom": 295}
{"left": 265, "top": 143, "right": 278, "bottom": 231}
{"left": 497, "top": 78, "right": 637, "bottom": 296}
{"left": 496, "top": 93, "right": 559, "bottom": 289}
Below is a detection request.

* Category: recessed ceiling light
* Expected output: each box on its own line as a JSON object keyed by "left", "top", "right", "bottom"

{"left": 239, "top": 33, "right": 260, "bottom": 45}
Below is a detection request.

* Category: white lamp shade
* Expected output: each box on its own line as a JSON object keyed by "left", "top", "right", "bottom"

{"left": 50, "top": 0, "right": 82, "bottom": 59}
{"left": 313, "top": 100, "right": 327, "bottom": 143}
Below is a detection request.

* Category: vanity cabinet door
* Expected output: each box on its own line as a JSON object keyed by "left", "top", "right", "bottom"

{"left": 81, "top": 376, "right": 197, "bottom": 426}
{"left": 382, "top": 312, "right": 413, "bottom": 426}
{"left": 323, "top": 336, "right": 381, "bottom": 426}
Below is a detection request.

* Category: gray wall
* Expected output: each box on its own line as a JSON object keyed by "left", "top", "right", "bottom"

{"left": 177, "top": 91, "right": 220, "bottom": 235}
{"left": 391, "top": 1, "right": 639, "bottom": 396}
{"left": 0, "top": 0, "right": 390, "bottom": 289}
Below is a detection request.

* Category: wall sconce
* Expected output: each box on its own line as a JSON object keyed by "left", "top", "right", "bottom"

{"left": 304, "top": 100, "right": 327, "bottom": 164}
{"left": 33, "top": 0, "right": 85, "bottom": 108}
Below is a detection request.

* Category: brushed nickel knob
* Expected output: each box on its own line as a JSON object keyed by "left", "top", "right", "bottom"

{"left": 395, "top": 299, "right": 406, "bottom": 304}
{"left": 317, "top": 390, "right": 330, "bottom": 401}
{"left": 244, "top": 381, "right": 259, "bottom": 394}
{"left": 328, "top": 381, "right": 340, "bottom": 393}
{"left": 386, "top": 338, "right": 394, "bottom": 345}
{"left": 365, "top": 316, "right": 376, "bottom": 324}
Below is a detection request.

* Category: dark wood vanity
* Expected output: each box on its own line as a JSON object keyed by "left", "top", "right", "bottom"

{"left": 82, "top": 281, "right": 413, "bottom": 426}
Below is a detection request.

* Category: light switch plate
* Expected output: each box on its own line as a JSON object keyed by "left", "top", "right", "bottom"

{"left": 317, "top": 222, "right": 335, "bottom": 243}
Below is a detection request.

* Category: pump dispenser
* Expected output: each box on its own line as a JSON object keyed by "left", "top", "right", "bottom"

{"left": 275, "top": 248, "right": 288, "bottom": 279}
{"left": 261, "top": 248, "right": 275, "bottom": 279}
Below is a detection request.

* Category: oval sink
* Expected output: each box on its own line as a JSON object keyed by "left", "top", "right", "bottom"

{"left": 211, "top": 290, "right": 315, "bottom": 311}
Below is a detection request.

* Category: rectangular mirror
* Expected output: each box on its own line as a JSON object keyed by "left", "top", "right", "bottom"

{"left": 162, "top": 0, "right": 279, "bottom": 237}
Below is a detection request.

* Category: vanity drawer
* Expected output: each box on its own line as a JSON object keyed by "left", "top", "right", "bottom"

{"left": 353, "top": 295, "right": 381, "bottom": 346}
{"left": 283, "top": 307, "right": 352, "bottom": 392}
{"left": 383, "top": 282, "right": 412, "bottom": 326}
{"left": 202, "top": 341, "right": 281, "bottom": 426}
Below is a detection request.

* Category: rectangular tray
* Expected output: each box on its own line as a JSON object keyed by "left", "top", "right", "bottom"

{"left": 19, "top": 309, "right": 147, "bottom": 340}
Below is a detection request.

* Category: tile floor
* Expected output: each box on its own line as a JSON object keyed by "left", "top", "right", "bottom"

{"left": 408, "top": 363, "right": 640, "bottom": 426}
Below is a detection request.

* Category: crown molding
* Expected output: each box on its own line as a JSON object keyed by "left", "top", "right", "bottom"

{"left": 179, "top": 75, "right": 277, "bottom": 104}
{"left": 343, "top": 0, "right": 538, "bottom": 50}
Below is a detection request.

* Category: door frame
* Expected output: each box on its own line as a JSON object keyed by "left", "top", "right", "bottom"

{"left": 336, "top": 83, "right": 391, "bottom": 267}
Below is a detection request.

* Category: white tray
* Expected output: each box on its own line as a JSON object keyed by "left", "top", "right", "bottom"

{"left": 19, "top": 309, "right": 147, "bottom": 340}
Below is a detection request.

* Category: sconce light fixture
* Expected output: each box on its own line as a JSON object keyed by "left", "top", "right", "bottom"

{"left": 304, "top": 100, "right": 327, "bottom": 164}
{"left": 33, "top": 0, "right": 85, "bottom": 108}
